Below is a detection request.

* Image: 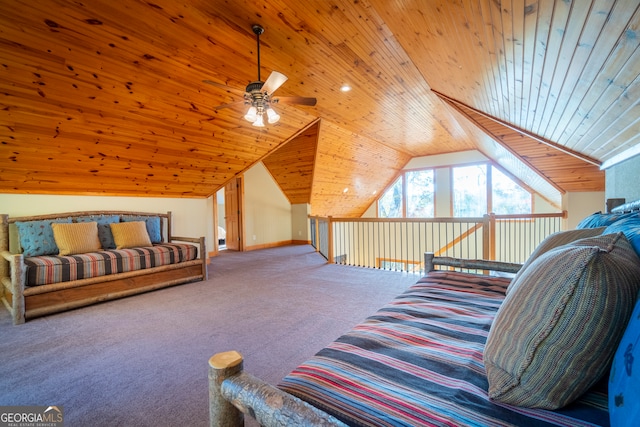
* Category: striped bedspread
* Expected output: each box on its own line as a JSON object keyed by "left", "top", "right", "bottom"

{"left": 25, "top": 243, "right": 198, "bottom": 286}
{"left": 279, "top": 271, "right": 609, "bottom": 427}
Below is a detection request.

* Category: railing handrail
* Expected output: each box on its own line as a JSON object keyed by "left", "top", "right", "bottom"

{"left": 310, "top": 212, "right": 566, "bottom": 222}
{"left": 310, "top": 212, "right": 566, "bottom": 273}
{"left": 309, "top": 216, "right": 487, "bottom": 223}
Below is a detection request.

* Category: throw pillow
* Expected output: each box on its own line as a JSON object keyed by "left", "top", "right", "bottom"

{"left": 15, "top": 217, "right": 72, "bottom": 257}
{"left": 52, "top": 222, "right": 102, "bottom": 256}
{"left": 506, "top": 227, "right": 606, "bottom": 294}
{"left": 76, "top": 214, "right": 120, "bottom": 249}
{"left": 576, "top": 211, "right": 635, "bottom": 229}
{"left": 609, "top": 295, "right": 640, "bottom": 426}
{"left": 484, "top": 233, "right": 640, "bottom": 409}
{"left": 603, "top": 214, "right": 640, "bottom": 259}
{"left": 110, "top": 221, "right": 152, "bottom": 249}
{"left": 121, "top": 215, "right": 162, "bottom": 243}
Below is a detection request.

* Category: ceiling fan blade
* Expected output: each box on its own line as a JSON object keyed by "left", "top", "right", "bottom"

{"left": 203, "top": 80, "right": 245, "bottom": 96}
{"left": 213, "top": 100, "right": 245, "bottom": 110}
{"left": 274, "top": 96, "right": 317, "bottom": 106}
{"left": 261, "top": 71, "right": 288, "bottom": 95}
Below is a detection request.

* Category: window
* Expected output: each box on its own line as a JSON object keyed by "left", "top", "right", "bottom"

{"left": 376, "top": 162, "right": 532, "bottom": 218}
{"left": 492, "top": 166, "right": 531, "bottom": 214}
{"left": 378, "top": 176, "right": 403, "bottom": 218}
{"left": 406, "top": 169, "right": 434, "bottom": 217}
{"left": 453, "top": 164, "right": 486, "bottom": 217}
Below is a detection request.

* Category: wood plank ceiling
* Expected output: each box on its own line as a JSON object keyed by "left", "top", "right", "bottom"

{"left": 1, "top": 0, "right": 638, "bottom": 216}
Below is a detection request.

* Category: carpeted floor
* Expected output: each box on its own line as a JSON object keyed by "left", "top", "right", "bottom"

{"left": 0, "top": 245, "right": 418, "bottom": 426}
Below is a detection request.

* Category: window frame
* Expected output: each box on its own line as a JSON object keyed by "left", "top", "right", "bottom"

{"left": 376, "top": 161, "right": 533, "bottom": 218}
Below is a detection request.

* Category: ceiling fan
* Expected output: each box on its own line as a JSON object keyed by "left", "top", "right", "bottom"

{"left": 203, "top": 25, "right": 317, "bottom": 127}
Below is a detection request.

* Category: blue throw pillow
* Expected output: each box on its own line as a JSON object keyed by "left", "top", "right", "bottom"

{"left": 604, "top": 214, "right": 640, "bottom": 258}
{"left": 609, "top": 295, "right": 640, "bottom": 426}
{"left": 577, "top": 211, "right": 635, "bottom": 229}
{"left": 15, "top": 218, "right": 72, "bottom": 257}
{"left": 76, "top": 214, "right": 120, "bottom": 250}
{"left": 121, "top": 215, "right": 162, "bottom": 243}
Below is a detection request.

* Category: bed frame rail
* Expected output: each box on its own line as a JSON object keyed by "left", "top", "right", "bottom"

{"left": 424, "top": 252, "right": 522, "bottom": 273}
{"left": 208, "top": 351, "right": 347, "bottom": 427}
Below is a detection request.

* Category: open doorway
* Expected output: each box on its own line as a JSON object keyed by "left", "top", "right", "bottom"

{"left": 216, "top": 187, "right": 226, "bottom": 250}
{"left": 216, "top": 177, "right": 243, "bottom": 252}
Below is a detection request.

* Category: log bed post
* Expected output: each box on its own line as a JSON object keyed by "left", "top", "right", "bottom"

{"left": 209, "top": 351, "right": 244, "bottom": 427}
{"left": 0, "top": 214, "right": 25, "bottom": 324}
{"left": 424, "top": 252, "right": 435, "bottom": 272}
{"left": 209, "top": 351, "right": 349, "bottom": 427}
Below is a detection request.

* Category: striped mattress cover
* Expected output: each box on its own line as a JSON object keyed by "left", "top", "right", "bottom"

{"left": 24, "top": 243, "right": 198, "bottom": 287}
{"left": 279, "top": 271, "right": 609, "bottom": 427}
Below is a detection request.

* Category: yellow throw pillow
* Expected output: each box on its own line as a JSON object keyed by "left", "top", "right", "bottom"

{"left": 110, "top": 221, "right": 152, "bottom": 249}
{"left": 52, "top": 222, "right": 102, "bottom": 256}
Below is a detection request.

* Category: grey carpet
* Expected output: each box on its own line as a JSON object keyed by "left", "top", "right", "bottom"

{"left": 0, "top": 245, "right": 418, "bottom": 426}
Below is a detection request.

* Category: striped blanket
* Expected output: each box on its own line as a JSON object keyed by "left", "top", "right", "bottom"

{"left": 24, "top": 243, "right": 198, "bottom": 286}
{"left": 279, "top": 271, "right": 609, "bottom": 427}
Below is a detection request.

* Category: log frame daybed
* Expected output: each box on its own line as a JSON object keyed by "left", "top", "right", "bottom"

{"left": 207, "top": 256, "right": 523, "bottom": 427}
{"left": 208, "top": 198, "right": 640, "bottom": 427}
{"left": 1, "top": 210, "right": 207, "bottom": 325}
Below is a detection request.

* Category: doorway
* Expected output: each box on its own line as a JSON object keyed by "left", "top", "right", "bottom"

{"left": 221, "top": 177, "right": 242, "bottom": 251}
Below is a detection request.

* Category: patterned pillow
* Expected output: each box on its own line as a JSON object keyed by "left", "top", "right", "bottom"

{"left": 110, "top": 221, "right": 152, "bottom": 249}
{"left": 15, "top": 218, "right": 72, "bottom": 256}
{"left": 121, "top": 215, "right": 162, "bottom": 243}
{"left": 609, "top": 295, "right": 640, "bottom": 426}
{"left": 576, "top": 211, "right": 635, "bottom": 229}
{"left": 604, "top": 214, "right": 640, "bottom": 258}
{"left": 76, "top": 214, "right": 120, "bottom": 249}
{"left": 507, "top": 227, "right": 606, "bottom": 294}
{"left": 52, "top": 222, "right": 102, "bottom": 256}
{"left": 484, "top": 233, "right": 640, "bottom": 409}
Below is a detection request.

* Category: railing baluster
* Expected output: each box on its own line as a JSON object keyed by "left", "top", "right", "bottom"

{"left": 309, "top": 212, "right": 564, "bottom": 274}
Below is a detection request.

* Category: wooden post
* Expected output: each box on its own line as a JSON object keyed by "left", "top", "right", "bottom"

{"left": 327, "top": 216, "right": 334, "bottom": 264}
{"left": 10, "top": 253, "right": 25, "bottom": 324}
{"left": 314, "top": 217, "right": 320, "bottom": 252}
{"left": 199, "top": 236, "right": 208, "bottom": 280}
{"left": 424, "top": 252, "right": 435, "bottom": 272}
{"left": 166, "top": 211, "right": 172, "bottom": 242}
{"left": 209, "top": 351, "right": 244, "bottom": 427}
{"left": 483, "top": 214, "right": 495, "bottom": 261}
{"left": 0, "top": 214, "right": 8, "bottom": 283}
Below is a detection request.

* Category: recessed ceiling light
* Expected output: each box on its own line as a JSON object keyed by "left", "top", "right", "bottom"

{"left": 340, "top": 84, "right": 351, "bottom": 92}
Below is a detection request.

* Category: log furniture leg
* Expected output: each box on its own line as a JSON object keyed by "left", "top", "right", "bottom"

{"left": 209, "top": 351, "right": 244, "bottom": 427}
{"left": 208, "top": 351, "right": 348, "bottom": 427}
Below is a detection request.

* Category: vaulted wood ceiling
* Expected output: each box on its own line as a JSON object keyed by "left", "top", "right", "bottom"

{"left": 1, "top": 0, "right": 638, "bottom": 216}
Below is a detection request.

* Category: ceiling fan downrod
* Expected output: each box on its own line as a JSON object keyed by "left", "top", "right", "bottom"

{"left": 252, "top": 24, "right": 264, "bottom": 85}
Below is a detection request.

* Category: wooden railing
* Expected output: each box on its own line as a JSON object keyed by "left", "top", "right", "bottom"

{"left": 310, "top": 212, "right": 566, "bottom": 274}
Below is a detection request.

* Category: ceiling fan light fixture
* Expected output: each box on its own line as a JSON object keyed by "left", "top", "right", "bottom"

{"left": 205, "top": 25, "right": 316, "bottom": 124}
{"left": 244, "top": 106, "right": 258, "bottom": 122}
{"left": 266, "top": 107, "right": 280, "bottom": 124}
{"left": 252, "top": 114, "right": 265, "bottom": 127}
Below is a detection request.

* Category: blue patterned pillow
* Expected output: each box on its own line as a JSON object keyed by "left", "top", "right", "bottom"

{"left": 577, "top": 211, "right": 635, "bottom": 229}
{"left": 15, "top": 218, "right": 72, "bottom": 256}
{"left": 609, "top": 295, "right": 640, "bottom": 426}
{"left": 76, "top": 215, "right": 120, "bottom": 250}
{"left": 604, "top": 214, "right": 640, "bottom": 258}
{"left": 121, "top": 215, "right": 162, "bottom": 243}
